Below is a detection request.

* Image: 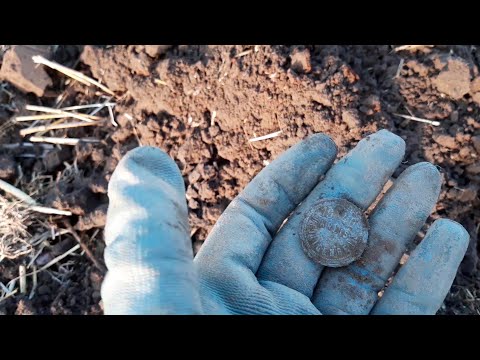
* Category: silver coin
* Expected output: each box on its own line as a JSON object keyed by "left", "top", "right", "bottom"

{"left": 300, "top": 198, "right": 369, "bottom": 267}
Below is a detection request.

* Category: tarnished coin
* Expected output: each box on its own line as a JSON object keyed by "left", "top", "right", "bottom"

{"left": 300, "top": 198, "right": 369, "bottom": 267}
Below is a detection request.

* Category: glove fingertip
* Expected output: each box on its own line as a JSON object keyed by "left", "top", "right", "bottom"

{"left": 110, "top": 146, "right": 185, "bottom": 196}
{"left": 430, "top": 218, "right": 470, "bottom": 255}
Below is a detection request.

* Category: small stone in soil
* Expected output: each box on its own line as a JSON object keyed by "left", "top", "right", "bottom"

{"left": 188, "top": 198, "right": 199, "bottom": 209}
{"left": 433, "top": 134, "right": 457, "bottom": 149}
{"left": 290, "top": 48, "right": 312, "bottom": 74}
{"left": 471, "top": 135, "right": 480, "bottom": 153}
{"left": 342, "top": 109, "right": 362, "bottom": 129}
{"left": 188, "top": 170, "right": 201, "bottom": 184}
{"left": 0, "top": 45, "right": 53, "bottom": 97}
{"left": 433, "top": 57, "right": 471, "bottom": 100}
{"left": 75, "top": 204, "right": 108, "bottom": 231}
{"left": 144, "top": 45, "right": 172, "bottom": 58}
{"left": 458, "top": 187, "right": 477, "bottom": 202}
{"left": 197, "top": 182, "right": 216, "bottom": 200}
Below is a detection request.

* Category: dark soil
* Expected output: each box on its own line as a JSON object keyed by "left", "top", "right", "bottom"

{"left": 0, "top": 45, "right": 479, "bottom": 315}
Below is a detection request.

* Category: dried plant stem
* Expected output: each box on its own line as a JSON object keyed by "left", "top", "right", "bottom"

{"left": 107, "top": 104, "right": 117, "bottom": 127}
{"left": 0, "top": 178, "right": 36, "bottom": 205}
{"left": 0, "top": 288, "right": 18, "bottom": 303}
{"left": 154, "top": 79, "right": 168, "bottom": 86}
{"left": 61, "top": 102, "right": 116, "bottom": 111}
{"left": 25, "top": 105, "right": 101, "bottom": 122}
{"left": 235, "top": 49, "right": 253, "bottom": 58}
{"left": 89, "top": 97, "right": 114, "bottom": 116}
{"left": 394, "top": 58, "right": 405, "bottom": 79}
{"left": 19, "top": 265, "right": 27, "bottom": 294}
{"left": 20, "top": 121, "right": 101, "bottom": 136}
{"left": 33, "top": 118, "right": 69, "bottom": 137}
{"left": 125, "top": 113, "right": 142, "bottom": 146}
{"left": 16, "top": 114, "right": 72, "bottom": 122}
{"left": 28, "top": 265, "right": 37, "bottom": 300}
{"left": 29, "top": 136, "right": 99, "bottom": 146}
{"left": 249, "top": 130, "right": 283, "bottom": 142}
{"left": 32, "top": 55, "right": 115, "bottom": 96}
{"left": 39, "top": 245, "right": 79, "bottom": 271}
{"left": 30, "top": 206, "right": 72, "bottom": 216}
{"left": 6, "top": 244, "right": 81, "bottom": 285}
{"left": 0, "top": 178, "right": 72, "bottom": 215}
{"left": 393, "top": 113, "right": 441, "bottom": 126}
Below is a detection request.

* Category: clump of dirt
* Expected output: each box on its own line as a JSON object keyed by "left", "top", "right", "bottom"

{"left": 0, "top": 45, "right": 53, "bottom": 97}
{"left": 0, "top": 45, "right": 479, "bottom": 315}
{"left": 0, "top": 154, "right": 16, "bottom": 179}
{"left": 79, "top": 45, "right": 385, "bottom": 242}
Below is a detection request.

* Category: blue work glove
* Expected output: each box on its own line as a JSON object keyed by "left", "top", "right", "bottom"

{"left": 101, "top": 130, "right": 469, "bottom": 315}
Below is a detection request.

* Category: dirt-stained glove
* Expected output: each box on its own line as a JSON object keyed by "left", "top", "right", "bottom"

{"left": 101, "top": 130, "right": 469, "bottom": 315}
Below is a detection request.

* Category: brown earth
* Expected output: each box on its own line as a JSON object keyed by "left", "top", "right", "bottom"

{"left": 0, "top": 45, "right": 479, "bottom": 315}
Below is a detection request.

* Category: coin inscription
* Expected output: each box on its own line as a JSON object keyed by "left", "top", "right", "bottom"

{"left": 300, "top": 198, "right": 369, "bottom": 267}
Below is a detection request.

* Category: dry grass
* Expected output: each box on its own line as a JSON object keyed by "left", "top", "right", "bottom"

{"left": 0, "top": 54, "right": 112, "bottom": 307}
{"left": 0, "top": 197, "right": 35, "bottom": 259}
{"left": 1, "top": 242, "right": 81, "bottom": 304}
{"left": 439, "top": 283, "right": 480, "bottom": 315}
{"left": 0, "top": 83, "right": 18, "bottom": 143}
{"left": 0, "top": 160, "right": 70, "bottom": 259}
{"left": 0, "top": 117, "right": 15, "bottom": 139}
{"left": 0, "top": 163, "right": 86, "bottom": 303}
{"left": 0, "top": 169, "right": 59, "bottom": 260}
{"left": 18, "top": 172, "right": 55, "bottom": 200}
{"left": 56, "top": 159, "right": 82, "bottom": 184}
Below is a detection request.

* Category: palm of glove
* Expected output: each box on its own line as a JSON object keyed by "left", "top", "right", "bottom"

{"left": 102, "top": 130, "right": 468, "bottom": 315}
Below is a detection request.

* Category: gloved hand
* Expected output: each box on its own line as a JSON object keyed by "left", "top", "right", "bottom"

{"left": 101, "top": 130, "right": 469, "bottom": 315}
